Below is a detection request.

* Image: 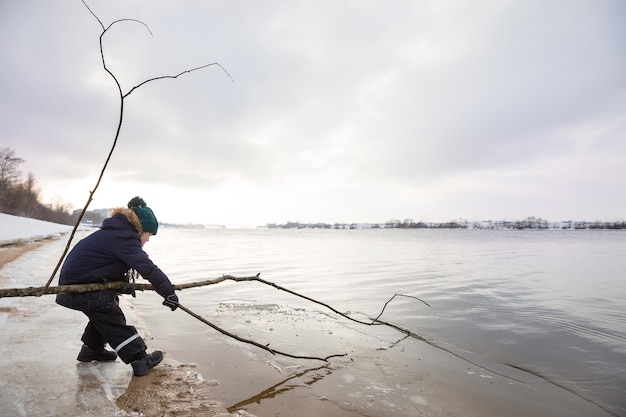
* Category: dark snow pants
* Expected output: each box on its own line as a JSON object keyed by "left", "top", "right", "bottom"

{"left": 81, "top": 302, "right": 147, "bottom": 364}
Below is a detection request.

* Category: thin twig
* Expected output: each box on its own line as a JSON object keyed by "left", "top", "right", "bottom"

{"left": 81, "top": 0, "right": 103, "bottom": 29}
{"left": 124, "top": 63, "right": 234, "bottom": 98}
{"left": 370, "top": 293, "right": 430, "bottom": 324}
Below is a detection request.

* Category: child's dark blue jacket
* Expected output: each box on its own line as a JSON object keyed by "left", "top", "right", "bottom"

{"left": 56, "top": 209, "right": 174, "bottom": 312}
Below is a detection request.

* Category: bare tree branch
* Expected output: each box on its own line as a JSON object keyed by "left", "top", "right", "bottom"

{"left": 7, "top": 275, "right": 430, "bottom": 329}
{"left": 2, "top": 270, "right": 430, "bottom": 362}
{"left": 40, "top": 2, "right": 232, "bottom": 295}
{"left": 1, "top": 281, "right": 131, "bottom": 297}
{"left": 178, "top": 303, "right": 346, "bottom": 362}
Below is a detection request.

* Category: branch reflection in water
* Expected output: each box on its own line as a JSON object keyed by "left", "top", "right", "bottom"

{"left": 227, "top": 364, "right": 332, "bottom": 413}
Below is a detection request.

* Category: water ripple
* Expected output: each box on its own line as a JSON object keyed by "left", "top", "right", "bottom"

{"left": 146, "top": 228, "right": 626, "bottom": 415}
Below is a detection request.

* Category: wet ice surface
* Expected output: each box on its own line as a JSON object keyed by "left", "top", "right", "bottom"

{"left": 211, "top": 304, "right": 429, "bottom": 416}
{"left": 141, "top": 299, "right": 617, "bottom": 417}
{"left": 0, "top": 239, "right": 133, "bottom": 417}
{"left": 0, "top": 296, "right": 131, "bottom": 415}
{"left": 144, "top": 300, "right": 423, "bottom": 415}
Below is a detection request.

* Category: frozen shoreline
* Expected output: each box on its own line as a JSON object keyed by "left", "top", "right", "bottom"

{"left": 0, "top": 217, "right": 232, "bottom": 417}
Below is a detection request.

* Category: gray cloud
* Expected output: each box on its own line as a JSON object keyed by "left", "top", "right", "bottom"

{"left": 1, "top": 0, "right": 624, "bottom": 225}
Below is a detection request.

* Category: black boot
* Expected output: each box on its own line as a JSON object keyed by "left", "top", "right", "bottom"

{"left": 131, "top": 350, "right": 163, "bottom": 376}
{"left": 77, "top": 345, "right": 118, "bottom": 362}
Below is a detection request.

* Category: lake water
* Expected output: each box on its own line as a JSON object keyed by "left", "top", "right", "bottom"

{"left": 130, "top": 228, "right": 625, "bottom": 416}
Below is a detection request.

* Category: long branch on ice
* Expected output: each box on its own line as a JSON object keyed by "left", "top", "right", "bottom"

{"left": 0, "top": 273, "right": 429, "bottom": 363}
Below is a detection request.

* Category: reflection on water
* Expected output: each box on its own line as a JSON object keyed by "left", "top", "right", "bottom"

{"left": 227, "top": 364, "right": 332, "bottom": 412}
{"left": 139, "top": 228, "right": 626, "bottom": 416}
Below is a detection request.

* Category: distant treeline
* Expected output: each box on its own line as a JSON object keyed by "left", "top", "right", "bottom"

{"left": 0, "top": 148, "right": 109, "bottom": 226}
{"left": 265, "top": 221, "right": 468, "bottom": 229}
{"left": 1, "top": 147, "right": 73, "bottom": 225}
{"left": 160, "top": 222, "right": 225, "bottom": 229}
{"left": 265, "top": 217, "right": 626, "bottom": 230}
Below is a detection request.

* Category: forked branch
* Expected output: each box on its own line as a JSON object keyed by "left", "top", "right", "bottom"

{"left": 40, "top": 1, "right": 232, "bottom": 295}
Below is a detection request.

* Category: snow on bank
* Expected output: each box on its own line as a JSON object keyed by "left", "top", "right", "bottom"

{"left": 0, "top": 213, "right": 75, "bottom": 245}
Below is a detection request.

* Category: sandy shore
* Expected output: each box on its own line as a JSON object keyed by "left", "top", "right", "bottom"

{"left": 0, "top": 239, "right": 51, "bottom": 265}
{"left": 0, "top": 238, "right": 619, "bottom": 417}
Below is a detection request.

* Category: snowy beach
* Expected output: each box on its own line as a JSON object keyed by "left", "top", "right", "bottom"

{"left": 0, "top": 214, "right": 623, "bottom": 416}
{"left": 0, "top": 213, "right": 75, "bottom": 246}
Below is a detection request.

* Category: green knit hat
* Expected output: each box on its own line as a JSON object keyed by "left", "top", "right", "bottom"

{"left": 128, "top": 196, "right": 158, "bottom": 235}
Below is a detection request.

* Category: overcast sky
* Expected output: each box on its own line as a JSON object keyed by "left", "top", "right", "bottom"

{"left": 1, "top": 1, "right": 624, "bottom": 227}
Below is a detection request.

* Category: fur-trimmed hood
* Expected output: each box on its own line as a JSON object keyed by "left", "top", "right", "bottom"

{"left": 109, "top": 207, "right": 144, "bottom": 234}
{"left": 57, "top": 205, "right": 175, "bottom": 309}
